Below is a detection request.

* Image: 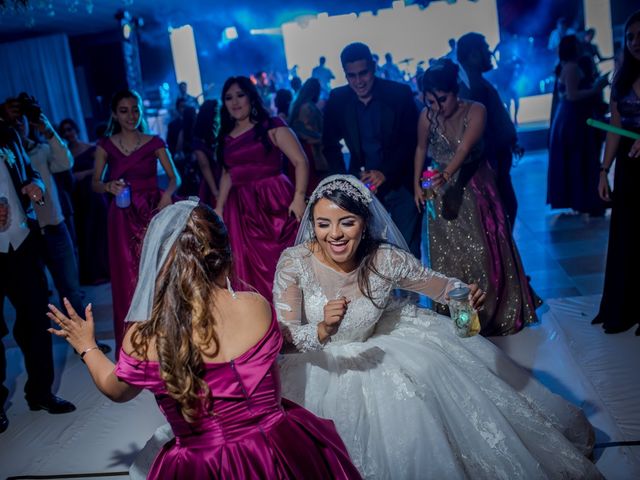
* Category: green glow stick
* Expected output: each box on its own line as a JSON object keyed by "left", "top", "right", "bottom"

{"left": 587, "top": 118, "right": 640, "bottom": 140}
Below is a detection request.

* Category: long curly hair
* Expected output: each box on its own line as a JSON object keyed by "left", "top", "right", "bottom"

{"left": 216, "top": 76, "right": 273, "bottom": 167}
{"left": 613, "top": 10, "right": 640, "bottom": 99}
{"left": 130, "top": 205, "right": 232, "bottom": 422}
{"left": 308, "top": 186, "right": 392, "bottom": 309}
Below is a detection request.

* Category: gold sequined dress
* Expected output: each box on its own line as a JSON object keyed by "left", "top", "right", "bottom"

{"left": 427, "top": 102, "right": 539, "bottom": 335}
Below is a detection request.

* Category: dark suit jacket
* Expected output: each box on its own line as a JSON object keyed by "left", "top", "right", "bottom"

{"left": 322, "top": 78, "right": 419, "bottom": 194}
{"left": 458, "top": 76, "right": 517, "bottom": 160}
{"left": 0, "top": 119, "right": 44, "bottom": 218}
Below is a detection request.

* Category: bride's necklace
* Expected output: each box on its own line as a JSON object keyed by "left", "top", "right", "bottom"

{"left": 117, "top": 132, "right": 142, "bottom": 155}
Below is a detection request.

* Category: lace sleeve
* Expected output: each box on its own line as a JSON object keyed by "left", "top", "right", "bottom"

{"left": 273, "top": 249, "right": 324, "bottom": 352}
{"left": 382, "top": 246, "right": 461, "bottom": 304}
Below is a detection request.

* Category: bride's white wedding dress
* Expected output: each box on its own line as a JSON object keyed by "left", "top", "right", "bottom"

{"left": 273, "top": 243, "right": 601, "bottom": 480}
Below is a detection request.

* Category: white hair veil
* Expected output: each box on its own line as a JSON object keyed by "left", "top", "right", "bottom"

{"left": 125, "top": 198, "right": 200, "bottom": 323}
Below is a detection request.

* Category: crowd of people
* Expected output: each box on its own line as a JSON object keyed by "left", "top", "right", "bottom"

{"left": 2, "top": 10, "right": 639, "bottom": 477}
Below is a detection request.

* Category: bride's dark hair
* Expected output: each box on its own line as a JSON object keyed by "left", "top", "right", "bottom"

{"left": 130, "top": 205, "right": 233, "bottom": 422}
{"left": 309, "top": 188, "right": 392, "bottom": 308}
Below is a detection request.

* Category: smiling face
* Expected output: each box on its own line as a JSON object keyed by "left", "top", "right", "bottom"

{"left": 626, "top": 20, "right": 640, "bottom": 61}
{"left": 425, "top": 90, "right": 458, "bottom": 119}
{"left": 344, "top": 59, "right": 375, "bottom": 102}
{"left": 113, "top": 96, "right": 141, "bottom": 132}
{"left": 312, "top": 197, "right": 365, "bottom": 272}
{"left": 223, "top": 83, "right": 251, "bottom": 122}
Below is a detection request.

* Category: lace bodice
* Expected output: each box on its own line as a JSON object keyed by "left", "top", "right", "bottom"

{"left": 274, "top": 244, "right": 459, "bottom": 352}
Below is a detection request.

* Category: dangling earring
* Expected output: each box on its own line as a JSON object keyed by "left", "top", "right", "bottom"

{"left": 251, "top": 105, "right": 258, "bottom": 117}
{"left": 226, "top": 276, "right": 238, "bottom": 299}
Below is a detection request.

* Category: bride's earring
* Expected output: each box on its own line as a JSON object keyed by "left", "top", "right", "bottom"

{"left": 226, "top": 276, "right": 238, "bottom": 299}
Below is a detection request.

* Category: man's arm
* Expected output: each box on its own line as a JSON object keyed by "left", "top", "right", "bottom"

{"left": 322, "top": 90, "right": 347, "bottom": 174}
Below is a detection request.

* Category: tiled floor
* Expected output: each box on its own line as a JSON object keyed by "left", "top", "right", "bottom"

{"left": 510, "top": 149, "right": 609, "bottom": 302}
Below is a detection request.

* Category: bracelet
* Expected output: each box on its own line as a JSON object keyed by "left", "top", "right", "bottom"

{"left": 600, "top": 165, "right": 610, "bottom": 173}
{"left": 442, "top": 171, "right": 452, "bottom": 182}
{"left": 80, "top": 346, "right": 100, "bottom": 359}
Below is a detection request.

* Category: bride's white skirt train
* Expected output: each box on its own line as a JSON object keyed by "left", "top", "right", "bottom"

{"left": 279, "top": 305, "right": 601, "bottom": 480}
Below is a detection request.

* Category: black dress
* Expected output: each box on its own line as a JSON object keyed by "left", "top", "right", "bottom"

{"left": 547, "top": 72, "right": 607, "bottom": 216}
{"left": 593, "top": 87, "right": 640, "bottom": 333}
{"left": 72, "top": 146, "right": 110, "bottom": 284}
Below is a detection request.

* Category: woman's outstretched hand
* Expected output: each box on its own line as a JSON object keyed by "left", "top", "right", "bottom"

{"left": 47, "top": 298, "right": 98, "bottom": 354}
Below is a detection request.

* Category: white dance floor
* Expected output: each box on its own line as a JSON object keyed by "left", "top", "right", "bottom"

{"left": 0, "top": 294, "right": 638, "bottom": 479}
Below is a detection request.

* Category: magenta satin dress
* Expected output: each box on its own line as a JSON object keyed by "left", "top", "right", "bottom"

{"left": 114, "top": 318, "right": 361, "bottom": 479}
{"left": 222, "top": 117, "right": 299, "bottom": 302}
{"left": 98, "top": 136, "right": 164, "bottom": 353}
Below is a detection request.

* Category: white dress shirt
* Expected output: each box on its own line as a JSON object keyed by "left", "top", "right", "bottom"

{"left": 0, "top": 148, "right": 30, "bottom": 252}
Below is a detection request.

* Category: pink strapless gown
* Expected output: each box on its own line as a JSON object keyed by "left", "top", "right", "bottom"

{"left": 222, "top": 117, "right": 299, "bottom": 302}
{"left": 98, "top": 136, "right": 165, "bottom": 353}
{"left": 114, "top": 318, "right": 361, "bottom": 479}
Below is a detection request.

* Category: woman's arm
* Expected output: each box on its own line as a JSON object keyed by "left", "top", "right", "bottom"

{"left": 413, "top": 108, "right": 431, "bottom": 210}
{"left": 92, "top": 145, "right": 124, "bottom": 195}
{"left": 440, "top": 102, "right": 486, "bottom": 181}
{"left": 156, "top": 147, "right": 181, "bottom": 210}
{"left": 563, "top": 63, "right": 607, "bottom": 102}
{"left": 47, "top": 300, "right": 142, "bottom": 402}
{"left": 215, "top": 168, "right": 232, "bottom": 217}
{"left": 271, "top": 126, "right": 308, "bottom": 220}
{"left": 194, "top": 150, "right": 219, "bottom": 198}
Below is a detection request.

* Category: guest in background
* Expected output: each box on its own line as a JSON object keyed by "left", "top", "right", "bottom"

{"left": 192, "top": 100, "right": 220, "bottom": 208}
{"left": 593, "top": 10, "right": 640, "bottom": 335}
{"left": 1, "top": 100, "right": 75, "bottom": 433}
{"left": 59, "top": 118, "right": 110, "bottom": 285}
{"left": 289, "top": 78, "right": 327, "bottom": 194}
{"left": 93, "top": 89, "right": 180, "bottom": 354}
{"left": 274, "top": 89, "right": 293, "bottom": 123}
{"left": 214, "top": 76, "right": 307, "bottom": 302}
{"left": 457, "top": 32, "right": 520, "bottom": 229}
{"left": 547, "top": 35, "right": 609, "bottom": 216}
{"left": 311, "top": 56, "right": 335, "bottom": 101}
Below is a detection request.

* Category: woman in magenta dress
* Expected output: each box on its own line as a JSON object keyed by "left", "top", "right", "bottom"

{"left": 47, "top": 201, "right": 361, "bottom": 479}
{"left": 215, "top": 76, "right": 308, "bottom": 302}
{"left": 93, "top": 89, "right": 180, "bottom": 354}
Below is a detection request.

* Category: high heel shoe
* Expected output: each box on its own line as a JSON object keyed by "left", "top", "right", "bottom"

{"left": 591, "top": 316, "right": 604, "bottom": 325}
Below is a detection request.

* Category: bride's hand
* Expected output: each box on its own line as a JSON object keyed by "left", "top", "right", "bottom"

{"left": 319, "top": 297, "right": 350, "bottom": 341}
{"left": 468, "top": 284, "right": 486, "bottom": 310}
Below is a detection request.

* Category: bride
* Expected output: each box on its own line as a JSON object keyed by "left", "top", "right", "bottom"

{"left": 273, "top": 174, "right": 601, "bottom": 479}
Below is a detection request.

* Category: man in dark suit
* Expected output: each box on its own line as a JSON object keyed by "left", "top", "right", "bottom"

{"left": 457, "top": 32, "right": 519, "bottom": 229}
{"left": 323, "top": 42, "right": 421, "bottom": 257}
{"left": 0, "top": 99, "right": 75, "bottom": 434}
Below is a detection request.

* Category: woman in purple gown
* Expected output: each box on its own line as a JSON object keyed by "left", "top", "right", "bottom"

{"left": 93, "top": 89, "right": 180, "bottom": 354}
{"left": 47, "top": 201, "right": 361, "bottom": 479}
{"left": 214, "top": 77, "right": 308, "bottom": 302}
